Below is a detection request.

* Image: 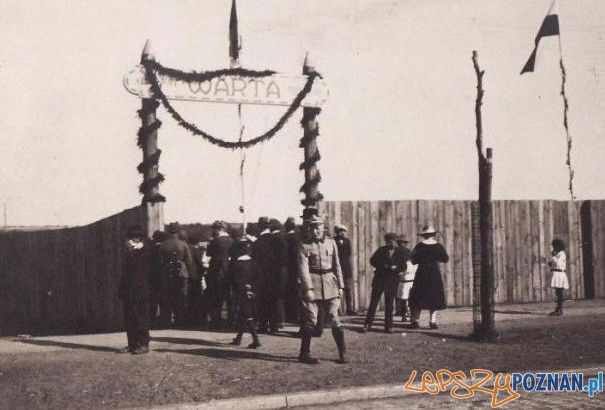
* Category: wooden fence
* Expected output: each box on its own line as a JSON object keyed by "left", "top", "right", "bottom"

{"left": 319, "top": 200, "right": 605, "bottom": 311}
{"left": 0, "top": 206, "right": 142, "bottom": 335}
{"left": 1, "top": 200, "right": 603, "bottom": 335}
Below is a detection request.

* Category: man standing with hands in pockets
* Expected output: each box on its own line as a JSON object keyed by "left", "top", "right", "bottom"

{"left": 297, "top": 215, "right": 348, "bottom": 364}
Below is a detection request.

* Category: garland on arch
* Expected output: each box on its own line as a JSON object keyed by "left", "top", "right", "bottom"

{"left": 141, "top": 59, "right": 322, "bottom": 150}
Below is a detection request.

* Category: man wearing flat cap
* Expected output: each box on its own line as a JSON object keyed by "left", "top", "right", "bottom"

{"left": 334, "top": 224, "right": 356, "bottom": 315}
{"left": 361, "top": 232, "right": 410, "bottom": 334}
{"left": 206, "top": 220, "right": 233, "bottom": 328}
{"left": 298, "top": 215, "right": 348, "bottom": 364}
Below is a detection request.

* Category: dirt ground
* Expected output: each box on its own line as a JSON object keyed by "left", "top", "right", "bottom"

{"left": 1, "top": 300, "right": 604, "bottom": 409}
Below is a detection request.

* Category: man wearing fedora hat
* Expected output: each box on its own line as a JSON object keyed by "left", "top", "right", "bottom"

{"left": 119, "top": 226, "right": 152, "bottom": 354}
{"left": 361, "top": 232, "right": 410, "bottom": 334}
{"left": 334, "top": 224, "right": 356, "bottom": 315}
{"left": 298, "top": 215, "right": 348, "bottom": 364}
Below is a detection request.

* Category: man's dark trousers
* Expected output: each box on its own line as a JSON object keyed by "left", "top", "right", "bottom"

{"left": 364, "top": 274, "right": 399, "bottom": 330}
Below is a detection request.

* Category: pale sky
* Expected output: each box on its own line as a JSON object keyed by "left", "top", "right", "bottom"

{"left": 1, "top": 0, "right": 604, "bottom": 226}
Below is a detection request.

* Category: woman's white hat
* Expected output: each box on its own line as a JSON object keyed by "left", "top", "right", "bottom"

{"left": 419, "top": 225, "right": 437, "bottom": 235}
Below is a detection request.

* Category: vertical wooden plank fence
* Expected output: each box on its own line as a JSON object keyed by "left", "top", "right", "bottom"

{"left": 320, "top": 199, "right": 605, "bottom": 311}
{"left": 0, "top": 206, "right": 142, "bottom": 335}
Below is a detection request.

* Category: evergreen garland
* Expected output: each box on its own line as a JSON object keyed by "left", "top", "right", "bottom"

{"left": 141, "top": 59, "right": 321, "bottom": 149}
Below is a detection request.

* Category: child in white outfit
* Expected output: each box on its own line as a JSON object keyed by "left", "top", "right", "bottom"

{"left": 548, "top": 238, "right": 569, "bottom": 316}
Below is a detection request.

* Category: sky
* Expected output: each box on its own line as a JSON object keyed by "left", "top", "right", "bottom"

{"left": 1, "top": 0, "right": 604, "bottom": 227}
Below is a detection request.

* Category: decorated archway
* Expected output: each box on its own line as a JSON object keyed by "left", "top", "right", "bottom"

{"left": 123, "top": 0, "right": 328, "bottom": 236}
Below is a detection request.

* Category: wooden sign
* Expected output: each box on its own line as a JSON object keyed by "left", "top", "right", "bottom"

{"left": 123, "top": 65, "right": 328, "bottom": 107}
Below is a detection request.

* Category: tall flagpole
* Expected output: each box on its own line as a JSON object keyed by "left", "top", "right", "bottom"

{"left": 229, "top": 0, "right": 248, "bottom": 232}
{"left": 556, "top": 3, "right": 575, "bottom": 200}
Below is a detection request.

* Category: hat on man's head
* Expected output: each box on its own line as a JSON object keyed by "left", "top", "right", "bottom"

{"left": 307, "top": 214, "right": 324, "bottom": 226}
{"left": 269, "top": 218, "right": 282, "bottom": 231}
{"left": 167, "top": 223, "right": 180, "bottom": 235}
{"left": 245, "top": 224, "right": 257, "bottom": 236}
{"left": 212, "top": 220, "right": 228, "bottom": 230}
{"left": 384, "top": 232, "right": 398, "bottom": 241}
{"left": 284, "top": 217, "right": 296, "bottom": 231}
{"left": 334, "top": 224, "right": 348, "bottom": 233}
{"left": 419, "top": 225, "right": 437, "bottom": 236}
{"left": 257, "top": 216, "right": 269, "bottom": 230}
{"left": 396, "top": 234, "right": 409, "bottom": 243}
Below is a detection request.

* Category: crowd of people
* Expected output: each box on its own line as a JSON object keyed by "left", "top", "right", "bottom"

{"left": 119, "top": 216, "right": 569, "bottom": 362}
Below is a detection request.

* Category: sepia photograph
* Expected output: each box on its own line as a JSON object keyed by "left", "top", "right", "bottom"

{"left": 1, "top": 0, "right": 604, "bottom": 408}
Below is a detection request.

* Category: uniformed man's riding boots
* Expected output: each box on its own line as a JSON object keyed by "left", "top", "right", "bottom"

{"left": 298, "top": 327, "right": 319, "bottom": 364}
{"left": 332, "top": 327, "right": 348, "bottom": 364}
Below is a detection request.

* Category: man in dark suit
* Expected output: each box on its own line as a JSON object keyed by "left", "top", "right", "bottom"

{"left": 251, "top": 216, "right": 272, "bottom": 332}
{"left": 206, "top": 220, "right": 233, "bottom": 328}
{"left": 334, "top": 224, "right": 356, "bottom": 315}
{"left": 268, "top": 218, "right": 287, "bottom": 332}
{"left": 119, "top": 226, "right": 152, "bottom": 354}
{"left": 361, "top": 232, "right": 409, "bottom": 333}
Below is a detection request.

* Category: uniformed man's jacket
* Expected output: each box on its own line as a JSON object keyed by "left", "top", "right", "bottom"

{"left": 159, "top": 236, "right": 194, "bottom": 279}
{"left": 298, "top": 237, "right": 344, "bottom": 300}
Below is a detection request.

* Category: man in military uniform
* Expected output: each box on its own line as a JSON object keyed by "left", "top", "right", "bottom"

{"left": 298, "top": 215, "right": 348, "bottom": 364}
{"left": 158, "top": 224, "right": 194, "bottom": 327}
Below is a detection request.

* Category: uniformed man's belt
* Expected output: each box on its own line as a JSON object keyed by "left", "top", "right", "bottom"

{"left": 551, "top": 269, "right": 565, "bottom": 272}
{"left": 310, "top": 268, "right": 333, "bottom": 274}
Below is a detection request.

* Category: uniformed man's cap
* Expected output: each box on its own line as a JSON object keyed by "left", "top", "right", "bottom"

{"left": 308, "top": 215, "right": 324, "bottom": 226}
{"left": 301, "top": 207, "right": 318, "bottom": 221}
{"left": 384, "top": 232, "right": 398, "bottom": 241}
{"left": 396, "top": 234, "right": 409, "bottom": 243}
{"left": 167, "top": 223, "right": 180, "bottom": 235}
{"left": 334, "top": 224, "right": 348, "bottom": 233}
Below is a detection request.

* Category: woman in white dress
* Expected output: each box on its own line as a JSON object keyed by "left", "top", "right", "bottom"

{"left": 548, "top": 238, "right": 569, "bottom": 316}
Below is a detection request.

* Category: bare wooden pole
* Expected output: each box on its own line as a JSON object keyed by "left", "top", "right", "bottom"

{"left": 300, "top": 53, "right": 323, "bottom": 219}
{"left": 139, "top": 40, "right": 164, "bottom": 237}
{"left": 472, "top": 51, "right": 497, "bottom": 341}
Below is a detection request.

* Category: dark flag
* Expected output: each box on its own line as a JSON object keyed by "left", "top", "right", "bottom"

{"left": 521, "top": 2, "right": 560, "bottom": 74}
{"left": 229, "top": 0, "right": 240, "bottom": 65}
